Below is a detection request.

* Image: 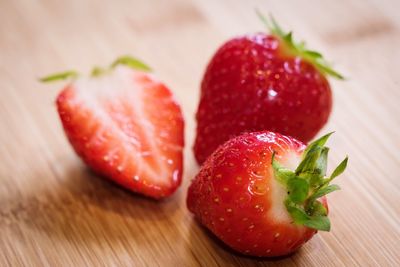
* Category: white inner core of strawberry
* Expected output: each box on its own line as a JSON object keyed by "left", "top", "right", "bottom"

{"left": 72, "top": 66, "right": 174, "bottom": 186}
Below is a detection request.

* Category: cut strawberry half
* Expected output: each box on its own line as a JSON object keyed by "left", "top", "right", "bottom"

{"left": 43, "top": 56, "right": 184, "bottom": 199}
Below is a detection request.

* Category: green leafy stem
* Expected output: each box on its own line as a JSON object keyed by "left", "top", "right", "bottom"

{"left": 39, "top": 55, "right": 152, "bottom": 83}
{"left": 256, "top": 10, "right": 344, "bottom": 80}
{"left": 272, "top": 132, "right": 348, "bottom": 231}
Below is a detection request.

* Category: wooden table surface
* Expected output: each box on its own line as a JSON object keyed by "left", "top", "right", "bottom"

{"left": 1, "top": 0, "right": 399, "bottom": 266}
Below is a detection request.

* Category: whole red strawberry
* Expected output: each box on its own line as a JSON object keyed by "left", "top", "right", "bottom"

{"left": 42, "top": 56, "right": 184, "bottom": 199}
{"left": 194, "top": 14, "right": 343, "bottom": 164}
{"left": 187, "top": 131, "right": 347, "bottom": 257}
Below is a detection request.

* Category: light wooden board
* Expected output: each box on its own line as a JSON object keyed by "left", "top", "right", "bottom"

{"left": 1, "top": 0, "right": 399, "bottom": 266}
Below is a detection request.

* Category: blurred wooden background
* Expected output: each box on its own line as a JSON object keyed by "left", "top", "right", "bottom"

{"left": 0, "top": 0, "right": 399, "bottom": 266}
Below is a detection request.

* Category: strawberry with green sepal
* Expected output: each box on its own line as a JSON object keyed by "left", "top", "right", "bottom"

{"left": 187, "top": 131, "right": 347, "bottom": 257}
{"left": 194, "top": 13, "right": 344, "bottom": 164}
{"left": 42, "top": 56, "right": 184, "bottom": 199}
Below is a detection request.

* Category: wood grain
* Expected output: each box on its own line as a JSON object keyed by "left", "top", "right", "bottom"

{"left": 1, "top": 0, "right": 399, "bottom": 266}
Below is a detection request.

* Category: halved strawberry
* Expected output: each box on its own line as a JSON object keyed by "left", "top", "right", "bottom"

{"left": 187, "top": 131, "right": 347, "bottom": 257}
{"left": 43, "top": 56, "right": 184, "bottom": 199}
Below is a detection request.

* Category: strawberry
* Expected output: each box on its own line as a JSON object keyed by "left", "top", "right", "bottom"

{"left": 42, "top": 56, "right": 184, "bottom": 199}
{"left": 187, "top": 131, "right": 347, "bottom": 257}
{"left": 194, "top": 13, "right": 343, "bottom": 164}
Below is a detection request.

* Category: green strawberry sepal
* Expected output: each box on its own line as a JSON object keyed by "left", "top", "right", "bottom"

{"left": 256, "top": 10, "right": 344, "bottom": 80}
{"left": 272, "top": 132, "right": 348, "bottom": 231}
{"left": 39, "top": 55, "right": 151, "bottom": 82}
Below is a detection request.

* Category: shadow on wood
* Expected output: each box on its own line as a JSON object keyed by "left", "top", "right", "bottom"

{"left": 0, "top": 163, "right": 182, "bottom": 246}
{"left": 186, "top": 216, "right": 310, "bottom": 266}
